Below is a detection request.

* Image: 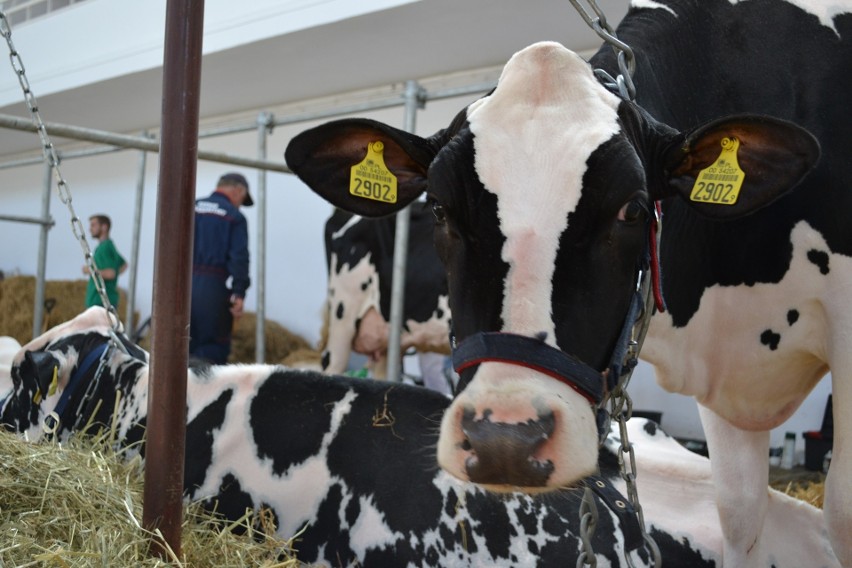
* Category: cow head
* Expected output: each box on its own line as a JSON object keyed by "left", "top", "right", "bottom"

{"left": 285, "top": 42, "right": 819, "bottom": 491}
{"left": 1, "top": 307, "right": 148, "bottom": 442}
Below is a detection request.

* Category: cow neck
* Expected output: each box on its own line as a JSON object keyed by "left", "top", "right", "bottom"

{"left": 42, "top": 340, "right": 112, "bottom": 436}
{"left": 451, "top": 201, "right": 664, "bottom": 441}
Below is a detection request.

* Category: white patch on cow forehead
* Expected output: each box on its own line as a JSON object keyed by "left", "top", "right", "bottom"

{"left": 468, "top": 42, "right": 621, "bottom": 339}
{"left": 630, "top": 0, "right": 677, "bottom": 15}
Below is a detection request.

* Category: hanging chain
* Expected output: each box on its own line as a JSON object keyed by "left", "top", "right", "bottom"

{"left": 1, "top": 10, "right": 122, "bottom": 334}
{"left": 577, "top": 486, "right": 600, "bottom": 568}
{"left": 569, "top": 2, "right": 660, "bottom": 565}
{"left": 568, "top": 0, "right": 636, "bottom": 101}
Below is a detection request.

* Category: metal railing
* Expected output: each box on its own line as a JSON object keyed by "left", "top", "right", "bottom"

{"left": 0, "top": 0, "right": 88, "bottom": 26}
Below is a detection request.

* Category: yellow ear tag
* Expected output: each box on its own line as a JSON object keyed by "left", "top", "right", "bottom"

{"left": 690, "top": 137, "right": 745, "bottom": 205}
{"left": 32, "top": 366, "right": 58, "bottom": 404}
{"left": 47, "top": 366, "right": 58, "bottom": 397}
{"left": 349, "top": 141, "right": 398, "bottom": 204}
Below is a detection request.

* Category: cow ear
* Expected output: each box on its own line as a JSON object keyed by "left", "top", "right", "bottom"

{"left": 285, "top": 118, "right": 437, "bottom": 218}
{"left": 657, "top": 115, "right": 820, "bottom": 219}
{"left": 19, "top": 351, "right": 60, "bottom": 403}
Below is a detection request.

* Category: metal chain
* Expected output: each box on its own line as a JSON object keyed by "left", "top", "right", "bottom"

{"left": 568, "top": 4, "right": 660, "bottom": 564}
{"left": 577, "top": 486, "right": 599, "bottom": 568}
{"left": 1, "top": 10, "right": 122, "bottom": 334}
{"left": 568, "top": 0, "right": 636, "bottom": 101}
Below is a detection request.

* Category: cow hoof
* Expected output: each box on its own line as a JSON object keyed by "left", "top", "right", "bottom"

{"left": 460, "top": 407, "right": 555, "bottom": 486}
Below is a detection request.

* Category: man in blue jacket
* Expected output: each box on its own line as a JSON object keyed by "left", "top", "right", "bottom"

{"left": 190, "top": 172, "right": 253, "bottom": 364}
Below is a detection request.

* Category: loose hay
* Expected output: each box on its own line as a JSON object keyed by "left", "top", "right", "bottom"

{"left": 0, "top": 430, "right": 303, "bottom": 567}
{"left": 0, "top": 276, "right": 132, "bottom": 344}
{"left": 778, "top": 479, "right": 825, "bottom": 509}
{"left": 136, "top": 312, "right": 318, "bottom": 365}
{"left": 229, "top": 313, "right": 313, "bottom": 364}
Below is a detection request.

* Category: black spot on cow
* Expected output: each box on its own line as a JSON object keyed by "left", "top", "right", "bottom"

{"left": 760, "top": 329, "right": 781, "bottom": 351}
{"left": 321, "top": 351, "right": 330, "bottom": 370}
{"left": 336, "top": 301, "right": 344, "bottom": 320}
{"left": 344, "top": 491, "right": 360, "bottom": 526}
{"left": 643, "top": 420, "right": 658, "bottom": 436}
{"left": 807, "top": 249, "right": 830, "bottom": 274}
{"left": 184, "top": 389, "right": 233, "bottom": 492}
{"left": 199, "top": 473, "right": 255, "bottom": 535}
{"left": 324, "top": 379, "right": 447, "bottom": 533}
{"left": 250, "top": 371, "right": 338, "bottom": 474}
{"left": 465, "top": 491, "right": 513, "bottom": 560}
{"left": 360, "top": 276, "right": 372, "bottom": 291}
{"left": 436, "top": 307, "right": 445, "bottom": 319}
{"left": 650, "top": 528, "right": 716, "bottom": 568}
{"left": 299, "top": 483, "right": 350, "bottom": 563}
{"left": 787, "top": 309, "right": 799, "bottom": 325}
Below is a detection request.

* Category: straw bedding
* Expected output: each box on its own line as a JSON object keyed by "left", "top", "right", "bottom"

{"left": 0, "top": 430, "right": 304, "bottom": 567}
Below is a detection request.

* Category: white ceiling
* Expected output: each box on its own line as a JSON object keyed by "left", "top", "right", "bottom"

{"left": 0, "top": 0, "right": 628, "bottom": 160}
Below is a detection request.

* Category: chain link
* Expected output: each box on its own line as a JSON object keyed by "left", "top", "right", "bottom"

{"left": 577, "top": 486, "right": 599, "bottom": 568}
{"left": 1, "top": 10, "right": 122, "bottom": 334}
{"left": 567, "top": 4, "right": 661, "bottom": 564}
{"left": 569, "top": 0, "right": 636, "bottom": 101}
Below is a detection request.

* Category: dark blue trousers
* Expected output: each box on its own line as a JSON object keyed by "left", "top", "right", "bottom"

{"left": 189, "top": 273, "right": 233, "bottom": 364}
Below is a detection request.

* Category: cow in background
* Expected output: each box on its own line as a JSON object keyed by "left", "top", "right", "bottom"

{"left": 0, "top": 308, "right": 839, "bottom": 567}
{"left": 285, "top": 0, "right": 852, "bottom": 565}
{"left": 321, "top": 204, "right": 452, "bottom": 392}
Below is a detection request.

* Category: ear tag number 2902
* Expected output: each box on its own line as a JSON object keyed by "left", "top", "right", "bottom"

{"left": 690, "top": 137, "right": 745, "bottom": 205}
{"left": 349, "top": 141, "right": 398, "bottom": 203}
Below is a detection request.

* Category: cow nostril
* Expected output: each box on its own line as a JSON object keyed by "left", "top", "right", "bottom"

{"left": 459, "top": 407, "right": 556, "bottom": 486}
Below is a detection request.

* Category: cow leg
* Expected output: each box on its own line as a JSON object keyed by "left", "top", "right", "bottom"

{"left": 322, "top": 317, "right": 356, "bottom": 374}
{"left": 824, "top": 373, "right": 851, "bottom": 566}
{"left": 367, "top": 353, "right": 388, "bottom": 379}
{"left": 698, "top": 404, "right": 769, "bottom": 568}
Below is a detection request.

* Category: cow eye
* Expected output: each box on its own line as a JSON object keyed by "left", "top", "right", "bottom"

{"left": 430, "top": 200, "right": 448, "bottom": 224}
{"left": 618, "top": 199, "right": 647, "bottom": 224}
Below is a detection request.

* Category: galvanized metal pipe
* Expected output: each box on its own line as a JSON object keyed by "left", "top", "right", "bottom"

{"left": 0, "top": 113, "right": 290, "bottom": 172}
{"left": 254, "top": 112, "right": 273, "bottom": 362}
{"left": 32, "top": 161, "right": 51, "bottom": 340}
{"left": 385, "top": 80, "right": 423, "bottom": 381}
{"left": 0, "top": 212, "right": 53, "bottom": 225}
{"left": 127, "top": 139, "right": 147, "bottom": 329}
{"left": 143, "top": 0, "right": 205, "bottom": 558}
{"left": 0, "top": 144, "right": 124, "bottom": 170}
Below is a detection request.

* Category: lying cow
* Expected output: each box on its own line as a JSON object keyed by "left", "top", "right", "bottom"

{"left": 322, "top": 204, "right": 451, "bottom": 388}
{"left": 284, "top": 0, "right": 851, "bottom": 565}
{"left": 0, "top": 336, "right": 22, "bottom": 401}
{"left": 1, "top": 308, "right": 839, "bottom": 566}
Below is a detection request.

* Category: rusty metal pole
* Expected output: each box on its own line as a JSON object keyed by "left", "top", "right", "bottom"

{"left": 143, "top": 0, "right": 205, "bottom": 558}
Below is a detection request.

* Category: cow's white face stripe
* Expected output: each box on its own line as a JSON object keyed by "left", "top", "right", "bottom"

{"left": 468, "top": 42, "right": 621, "bottom": 342}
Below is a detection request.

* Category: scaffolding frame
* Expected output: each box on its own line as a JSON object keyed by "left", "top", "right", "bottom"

{"left": 0, "top": 81, "right": 492, "bottom": 364}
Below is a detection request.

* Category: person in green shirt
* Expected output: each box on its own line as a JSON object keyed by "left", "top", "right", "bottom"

{"left": 83, "top": 214, "right": 128, "bottom": 309}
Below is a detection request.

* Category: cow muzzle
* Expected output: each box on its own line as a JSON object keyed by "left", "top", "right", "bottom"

{"left": 436, "top": 362, "right": 599, "bottom": 491}
{"left": 461, "top": 407, "right": 555, "bottom": 486}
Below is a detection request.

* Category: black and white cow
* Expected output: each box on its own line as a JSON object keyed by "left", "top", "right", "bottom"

{"left": 0, "top": 308, "right": 840, "bottom": 567}
{"left": 322, "top": 203, "right": 451, "bottom": 382}
{"left": 284, "top": 1, "right": 851, "bottom": 565}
